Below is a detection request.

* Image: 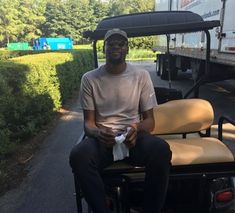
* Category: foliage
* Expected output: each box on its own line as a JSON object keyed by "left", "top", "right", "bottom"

{"left": 96, "top": 36, "right": 156, "bottom": 51}
{"left": 129, "top": 36, "right": 156, "bottom": 49}
{"left": 18, "top": 0, "right": 47, "bottom": 41}
{"left": 0, "top": 76, "right": 14, "bottom": 155}
{"left": 127, "top": 48, "right": 156, "bottom": 60}
{"left": 0, "top": 0, "right": 22, "bottom": 44}
{"left": 0, "top": 49, "right": 94, "bottom": 155}
{"left": 73, "top": 44, "right": 92, "bottom": 50}
{"left": 0, "top": 0, "right": 46, "bottom": 44}
{"left": 107, "top": 0, "right": 154, "bottom": 16}
{"left": 0, "top": 0, "right": 155, "bottom": 46}
{"left": 40, "top": 0, "right": 108, "bottom": 44}
{"left": 0, "top": 50, "right": 36, "bottom": 61}
{"left": 98, "top": 47, "right": 156, "bottom": 61}
{"left": 96, "top": 36, "right": 157, "bottom": 60}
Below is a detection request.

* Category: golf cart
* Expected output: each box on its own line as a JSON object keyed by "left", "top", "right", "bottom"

{"left": 74, "top": 11, "right": 235, "bottom": 213}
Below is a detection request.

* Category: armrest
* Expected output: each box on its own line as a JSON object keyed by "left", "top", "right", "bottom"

{"left": 218, "top": 116, "right": 235, "bottom": 141}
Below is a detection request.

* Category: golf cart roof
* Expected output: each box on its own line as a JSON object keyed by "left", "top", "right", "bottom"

{"left": 83, "top": 11, "right": 220, "bottom": 40}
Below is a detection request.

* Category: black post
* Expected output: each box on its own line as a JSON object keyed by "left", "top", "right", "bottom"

{"left": 166, "top": 34, "right": 172, "bottom": 89}
{"left": 93, "top": 40, "right": 98, "bottom": 68}
{"left": 184, "top": 30, "right": 211, "bottom": 98}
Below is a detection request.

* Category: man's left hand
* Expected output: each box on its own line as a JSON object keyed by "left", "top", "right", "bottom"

{"left": 124, "top": 124, "right": 137, "bottom": 148}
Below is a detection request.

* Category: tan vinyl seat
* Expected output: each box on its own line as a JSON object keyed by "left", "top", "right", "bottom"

{"left": 167, "top": 137, "right": 234, "bottom": 165}
{"left": 151, "top": 99, "right": 235, "bottom": 165}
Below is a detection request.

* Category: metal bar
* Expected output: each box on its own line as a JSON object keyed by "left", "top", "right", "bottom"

{"left": 93, "top": 40, "right": 98, "bottom": 68}
{"left": 166, "top": 34, "right": 172, "bottom": 89}
{"left": 205, "top": 30, "right": 211, "bottom": 76}
{"left": 218, "top": 116, "right": 235, "bottom": 141}
{"left": 184, "top": 30, "right": 211, "bottom": 98}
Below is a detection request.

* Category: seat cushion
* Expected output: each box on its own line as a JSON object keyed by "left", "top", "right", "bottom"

{"left": 152, "top": 99, "right": 214, "bottom": 135}
{"left": 167, "top": 137, "right": 234, "bottom": 166}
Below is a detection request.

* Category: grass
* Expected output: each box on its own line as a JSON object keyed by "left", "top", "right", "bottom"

{"left": 73, "top": 44, "right": 92, "bottom": 50}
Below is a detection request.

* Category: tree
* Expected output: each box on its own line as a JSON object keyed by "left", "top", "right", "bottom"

{"left": 18, "top": 0, "right": 47, "bottom": 42}
{"left": 107, "top": 0, "right": 154, "bottom": 16}
{"left": 128, "top": 0, "right": 154, "bottom": 13}
{"left": 0, "top": 0, "right": 155, "bottom": 46}
{"left": 92, "top": 0, "right": 109, "bottom": 26}
{"left": 0, "top": 0, "right": 22, "bottom": 44}
{"left": 41, "top": 0, "right": 98, "bottom": 43}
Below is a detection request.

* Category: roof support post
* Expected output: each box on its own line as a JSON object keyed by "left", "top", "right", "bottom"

{"left": 205, "top": 30, "right": 211, "bottom": 76}
{"left": 184, "top": 30, "right": 211, "bottom": 98}
{"left": 93, "top": 40, "right": 98, "bottom": 68}
{"left": 166, "top": 34, "right": 172, "bottom": 89}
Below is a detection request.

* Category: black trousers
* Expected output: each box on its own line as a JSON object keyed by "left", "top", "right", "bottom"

{"left": 69, "top": 131, "right": 172, "bottom": 213}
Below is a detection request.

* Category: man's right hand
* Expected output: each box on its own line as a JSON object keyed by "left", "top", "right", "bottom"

{"left": 96, "top": 125, "right": 116, "bottom": 147}
{"left": 83, "top": 110, "right": 116, "bottom": 147}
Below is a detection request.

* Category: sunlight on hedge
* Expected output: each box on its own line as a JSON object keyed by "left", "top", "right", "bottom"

{"left": 0, "top": 49, "right": 94, "bottom": 155}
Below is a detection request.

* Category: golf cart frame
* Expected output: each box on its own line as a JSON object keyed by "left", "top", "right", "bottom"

{"left": 74, "top": 11, "right": 235, "bottom": 212}
{"left": 84, "top": 11, "right": 218, "bottom": 98}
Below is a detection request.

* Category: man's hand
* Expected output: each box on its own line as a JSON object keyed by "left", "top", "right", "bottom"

{"left": 124, "top": 124, "right": 137, "bottom": 148}
{"left": 96, "top": 124, "right": 116, "bottom": 147}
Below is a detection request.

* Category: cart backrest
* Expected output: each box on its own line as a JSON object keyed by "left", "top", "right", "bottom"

{"left": 151, "top": 99, "right": 214, "bottom": 135}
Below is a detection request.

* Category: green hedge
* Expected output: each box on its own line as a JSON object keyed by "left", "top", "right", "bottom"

{"left": 0, "top": 50, "right": 35, "bottom": 61}
{"left": 0, "top": 50, "right": 94, "bottom": 156}
{"left": 0, "top": 49, "right": 68, "bottom": 61}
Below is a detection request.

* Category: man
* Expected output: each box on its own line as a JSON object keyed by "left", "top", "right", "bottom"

{"left": 70, "top": 28, "right": 172, "bottom": 213}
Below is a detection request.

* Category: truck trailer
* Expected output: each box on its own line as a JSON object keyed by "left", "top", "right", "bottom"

{"left": 33, "top": 37, "right": 73, "bottom": 50}
{"left": 154, "top": 0, "right": 235, "bottom": 82}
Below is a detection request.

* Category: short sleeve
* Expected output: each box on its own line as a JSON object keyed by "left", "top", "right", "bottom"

{"left": 139, "top": 70, "right": 158, "bottom": 112}
{"left": 79, "top": 74, "right": 95, "bottom": 110}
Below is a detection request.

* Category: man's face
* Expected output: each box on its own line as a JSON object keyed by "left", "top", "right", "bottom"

{"left": 104, "top": 35, "right": 128, "bottom": 65}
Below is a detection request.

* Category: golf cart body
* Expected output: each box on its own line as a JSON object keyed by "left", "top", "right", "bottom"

{"left": 75, "top": 11, "right": 235, "bottom": 213}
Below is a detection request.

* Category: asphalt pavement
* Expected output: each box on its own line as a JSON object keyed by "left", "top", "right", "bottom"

{"left": 0, "top": 98, "right": 83, "bottom": 213}
{"left": 0, "top": 61, "right": 234, "bottom": 213}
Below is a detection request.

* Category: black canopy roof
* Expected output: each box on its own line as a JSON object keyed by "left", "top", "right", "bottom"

{"left": 83, "top": 11, "right": 220, "bottom": 40}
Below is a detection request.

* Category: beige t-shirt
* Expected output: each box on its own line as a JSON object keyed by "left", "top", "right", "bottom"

{"left": 80, "top": 63, "right": 157, "bottom": 133}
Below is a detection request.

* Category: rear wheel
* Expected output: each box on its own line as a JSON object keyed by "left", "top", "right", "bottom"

{"left": 156, "top": 57, "right": 161, "bottom": 76}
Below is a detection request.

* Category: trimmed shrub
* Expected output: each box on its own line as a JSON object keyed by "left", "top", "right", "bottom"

{"left": 0, "top": 77, "right": 14, "bottom": 155}
{"left": 128, "top": 36, "right": 156, "bottom": 49}
{"left": 0, "top": 49, "right": 94, "bottom": 155}
{"left": 0, "top": 50, "right": 35, "bottom": 61}
{"left": 0, "top": 49, "right": 66, "bottom": 61}
{"left": 96, "top": 37, "right": 157, "bottom": 60}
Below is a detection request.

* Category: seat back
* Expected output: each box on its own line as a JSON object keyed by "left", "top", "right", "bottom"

{"left": 151, "top": 99, "right": 214, "bottom": 135}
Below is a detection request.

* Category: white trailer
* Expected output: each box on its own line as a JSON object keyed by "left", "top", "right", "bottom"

{"left": 154, "top": 0, "right": 235, "bottom": 81}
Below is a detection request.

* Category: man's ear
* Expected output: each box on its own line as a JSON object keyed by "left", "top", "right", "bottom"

{"left": 127, "top": 45, "right": 129, "bottom": 54}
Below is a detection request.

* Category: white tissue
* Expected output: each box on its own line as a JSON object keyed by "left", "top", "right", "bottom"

{"left": 113, "top": 128, "right": 131, "bottom": 161}
{"left": 115, "top": 134, "right": 126, "bottom": 144}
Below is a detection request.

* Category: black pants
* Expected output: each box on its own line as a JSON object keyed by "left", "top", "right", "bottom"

{"left": 69, "top": 131, "right": 172, "bottom": 213}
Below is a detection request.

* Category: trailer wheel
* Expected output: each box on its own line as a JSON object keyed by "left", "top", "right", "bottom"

{"left": 156, "top": 54, "right": 163, "bottom": 76}
{"left": 156, "top": 58, "right": 161, "bottom": 76}
{"left": 191, "top": 60, "right": 205, "bottom": 82}
{"left": 159, "top": 55, "right": 168, "bottom": 80}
